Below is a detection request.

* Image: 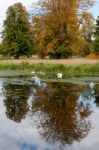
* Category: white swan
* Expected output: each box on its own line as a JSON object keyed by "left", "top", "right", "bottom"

{"left": 31, "top": 71, "right": 35, "bottom": 74}
{"left": 57, "top": 73, "right": 62, "bottom": 79}
{"left": 37, "top": 71, "right": 45, "bottom": 75}
{"left": 89, "top": 82, "right": 95, "bottom": 89}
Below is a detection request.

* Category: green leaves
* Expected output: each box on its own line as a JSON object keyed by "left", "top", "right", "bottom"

{"left": 2, "top": 3, "right": 34, "bottom": 58}
{"left": 93, "top": 16, "right": 99, "bottom": 54}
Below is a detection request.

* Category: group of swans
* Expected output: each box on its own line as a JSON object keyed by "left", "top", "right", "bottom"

{"left": 31, "top": 71, "right": 63, "bottom": 79}
{"left": 31, "top": 71, "right": 96, "bottom": 90}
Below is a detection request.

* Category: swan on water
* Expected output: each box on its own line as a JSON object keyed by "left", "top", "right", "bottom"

{"left": 57, "top": 73, "right": 62, "bottom": 79}
{"left": 89, "top": 82, "right": 95, "bottom": 89}
{"left": 31, "top": 71, "right": 35, "bottom": 75}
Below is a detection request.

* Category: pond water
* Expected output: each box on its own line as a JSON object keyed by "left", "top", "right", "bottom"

{"left": 0, "top": 72, "right": 99, "bottom": 150}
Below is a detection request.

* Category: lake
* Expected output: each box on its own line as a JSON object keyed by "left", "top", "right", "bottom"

{"left": 0, "top": 71, "right": 99, "bottom": 150}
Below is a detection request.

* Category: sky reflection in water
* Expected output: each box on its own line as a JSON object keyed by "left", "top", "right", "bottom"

{"left": 0, "top": 76, "right": 99, "bottom": 150}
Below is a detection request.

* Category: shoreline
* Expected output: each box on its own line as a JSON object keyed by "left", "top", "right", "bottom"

{"left": 0, "top": 59, "right": 98, "bottom": 75}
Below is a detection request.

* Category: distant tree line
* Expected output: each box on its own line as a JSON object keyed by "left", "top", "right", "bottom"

{"left": 0, "top": 0, "right": 99, "bottom": 59}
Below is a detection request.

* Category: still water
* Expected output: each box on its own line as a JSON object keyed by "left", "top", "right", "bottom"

{"left": 0, "top": 72, "right": 99, "bottom": 150}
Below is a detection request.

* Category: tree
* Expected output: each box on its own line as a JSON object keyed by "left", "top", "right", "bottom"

{"left": 76, "top": 12, "right": 95, "bottom": 56}
{"left": 93, "top": 16, "right": 99, "bottom": 54}
{"left": 3, "top": 82, "right": 30, "bottom": 123}
{"left": 33, "top": 0, "right": 79, "bottom": 58}
{"left": 31, "top": 81, "right": 91, "bottom": 145}
{"left": 32, "top": 0, "right": 95, "bottom": 58}
{"left": 2, "top": 3, "right": 34, "bottom": 58}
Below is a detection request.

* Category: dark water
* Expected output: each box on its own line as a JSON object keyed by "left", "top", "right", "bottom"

{"left": 0, "top": 72, "right": 99, "bottom": 150}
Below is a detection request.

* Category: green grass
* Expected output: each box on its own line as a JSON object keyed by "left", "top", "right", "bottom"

{"left": 0, "top": 61, "right": 99, "bottom": 76}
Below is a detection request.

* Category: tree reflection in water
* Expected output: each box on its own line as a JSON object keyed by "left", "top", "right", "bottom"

{"left": 31, "top": 82, "right": 92, "bottom": 145}
{"left": 94, "top": 85, "right": 99, "bottom": 107}
{"left": 3, "top": 83, "right": 30, "bottom": 123}
{"left": 2, "top": 78, "right": 93, "bottom": 146}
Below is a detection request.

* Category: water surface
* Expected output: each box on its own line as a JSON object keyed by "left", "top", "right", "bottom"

{"left": 0, "top": 72, "right": 99, "bottom": 150}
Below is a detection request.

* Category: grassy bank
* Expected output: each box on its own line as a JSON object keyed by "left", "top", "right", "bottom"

{"left": 0, "top": 61, "right": 99, "bottom": 75}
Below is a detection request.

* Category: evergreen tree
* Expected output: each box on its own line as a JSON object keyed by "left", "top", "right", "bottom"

{"left": 2, "top": 3, "right": 34, "bottom": 58}
{"left": 93, "top": 16, "right": 99, "bottom": 54}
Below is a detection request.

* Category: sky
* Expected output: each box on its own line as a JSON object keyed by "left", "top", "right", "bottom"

{"left": 0, "top": 0, "right": 37, "bottom": 32}
{"left": 0, "top": 0, "right": 99, "bottom": 33}
{"left": 90, "top": 0, "right": 99, "bottom": 17}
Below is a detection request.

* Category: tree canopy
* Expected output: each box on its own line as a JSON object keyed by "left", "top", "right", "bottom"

{"left": 2, "top": 3, "right": 34, "bottom": 58}
{"left": 93, "top": 16, "right": 99, "bottom": 54}
{"left": 0, "top": 1, "right": 96, "bottom": 59}
{"left": 32, "top": 0, "right": 95, "bottom": 58}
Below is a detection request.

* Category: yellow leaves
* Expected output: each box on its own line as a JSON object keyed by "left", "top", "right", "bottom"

{"left": 47, "top": 39, "right": 59, "bottom": 52}
{"left": 81, "top": 12, "right": 94, "bottom": 25}
{"left": 33, "top": 0, "right": 95, "bottom": 58}
{"left": 71, "top": 38, "right": 89, "bottom": 54}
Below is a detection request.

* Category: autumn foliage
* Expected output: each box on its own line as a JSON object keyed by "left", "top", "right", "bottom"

{"left": 32, "top": 0, "right": 95, "bottom": 58}
{"left": 0, "top": 1, "right": 96, "bottom": 59}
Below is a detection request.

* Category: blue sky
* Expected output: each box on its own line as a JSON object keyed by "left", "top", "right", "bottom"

{"left": 0, "top": 0, "right": 99, "bottom": 32}
{"left": 90, "top": 0, "right": 99, "bottom": 17}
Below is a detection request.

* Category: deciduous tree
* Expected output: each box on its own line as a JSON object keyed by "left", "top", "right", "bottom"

{"left": 32, "top": 0, "right": 95, "bottom": 58}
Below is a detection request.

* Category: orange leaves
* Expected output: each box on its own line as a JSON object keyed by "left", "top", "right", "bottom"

{"left": 32, "top": 0, "right": 95, "bottom": 58}
{"left": 71, "top": 39, "right": 89, "bottom": 53}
